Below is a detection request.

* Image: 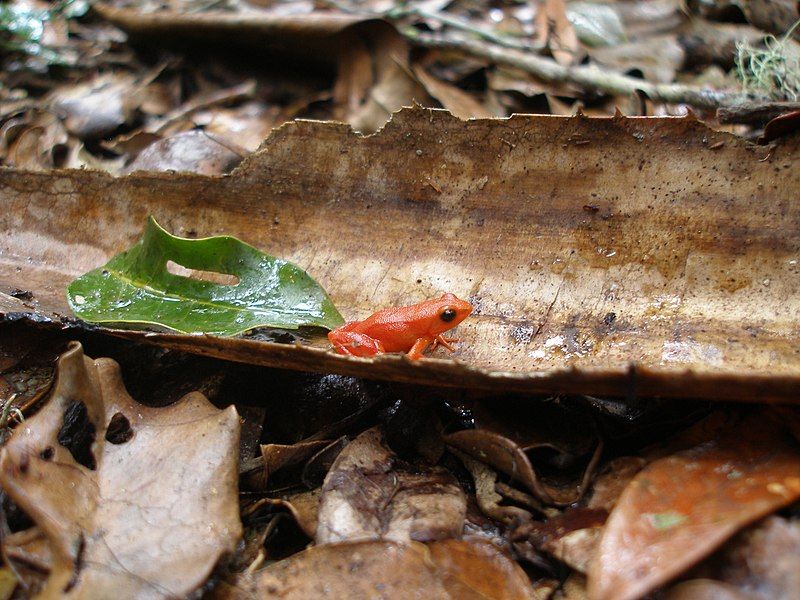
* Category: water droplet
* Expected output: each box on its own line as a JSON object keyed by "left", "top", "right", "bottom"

{"left": 74, "top": 295, "right": 85, "bottom": 305}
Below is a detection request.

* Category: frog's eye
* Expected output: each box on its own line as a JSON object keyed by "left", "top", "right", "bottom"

{"left": 440, "top": 308, "right": 457, "bottom": 322}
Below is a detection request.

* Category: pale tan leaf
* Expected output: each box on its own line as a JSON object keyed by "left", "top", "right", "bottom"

{"left": 0, "top": 342, "right": 242, "bottom": 599}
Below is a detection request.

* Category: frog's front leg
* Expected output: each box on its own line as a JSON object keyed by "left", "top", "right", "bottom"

{"left": 329, "top": 331, "right": 385, "bottom": 357}
{"left": 431, "top": 335, "right": 458, "bottom": 352}
{"left": 407, "top": 337, "right": 435, "bottom": 360}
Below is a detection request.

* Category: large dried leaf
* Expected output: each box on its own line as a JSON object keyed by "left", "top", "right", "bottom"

{"left": 588, "top": 413, "right": 800, "bottom": 600}
{"left": 217, "top": 539, "right": 535, "bottom": 599}
{"left": 2, "top": 108, "right": 800, "bottom": 400}
{"left": 0, "top": 342, "right": 242, "bottom": 599}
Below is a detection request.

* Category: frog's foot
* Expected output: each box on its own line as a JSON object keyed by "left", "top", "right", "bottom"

{"left": 431, "top": 335, "right": 458, "bottom": 352}
{"left": 329, "top": 332, "right": 385, "bottom": 357}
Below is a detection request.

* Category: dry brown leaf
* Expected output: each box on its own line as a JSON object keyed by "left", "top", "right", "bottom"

{"left": 663, "top": 579, "right": 752, "bottom": 600}
{"left": 697, "top": 516, "right": 800, "bottom": 599}
{"left": 588, "top": 413, "right": 800, "bottom": 600}
{"left": 615, "top": 0, "right": 684, "bottom": 39}
{"left": 199, "top": 103, "right": 280, "bottom": 153}
{"left": 454, "top": 449, "right": 533, "bottom": 525}
{"left": 739, "top": 0, "right": 800, "bottom": 35}
{"left": 556, "top": 573, "right": 589, "bottom": 600}
{"left": 344, "top": 28, "right": 431, "bottom": 133}
{"left": 49, "top": 73, "right": 138, "bottom": 139}
{"left": 3, "top": 527, "right": 51, "bottom": 596}
{"left": 521, "top": 508, "right": 607, "bottom": 573}
{"left": 412, "top": 63, "right": 493, "bottom": 120}
{"left": 2, "top": 108, "right": 800, "bottom": 400}
{"left": 591, "top": 36, "right": 685, "bottom": 84}
{"left": 316, "top": 427, "right": 466, "bottom": 543}
{"left": 217, "top": 539, "right": 535, "bottom": 599}
{"left": 332, "top": 30, "right": 374, "bottom": 120}
{"left": 0, "top": 342, "right": 242, "bottom": 599}
{"left": 283, "top": 488, "right": 322, "bottom": 538}
{"left": 1, "top": 110, "right": 70, "bottom": 170}
{"left": 446, "top": 429, "right": 600, "bottom": 505}
{"left": 124, "top": 130, "right": 245, "bottom": 174}
{"left": 535, "top": 0, "right": 581, "bottom": 66}
{"left": 585, "top": 457, "right": 647, "bottom": 511}
{"left": 262, "top": 440, "right": 331, "bottom": 477}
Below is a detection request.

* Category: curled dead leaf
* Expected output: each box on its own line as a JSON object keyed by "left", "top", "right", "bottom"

{"left": 446, "top": 428, "right": 601, "bottom": 506}
{"left": 0, "top": 342, "right": 242, "bottom": 599}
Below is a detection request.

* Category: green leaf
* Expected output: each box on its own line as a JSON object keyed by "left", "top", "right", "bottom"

{"left": 67, "top": 217, "right": 344, "bottom": 335}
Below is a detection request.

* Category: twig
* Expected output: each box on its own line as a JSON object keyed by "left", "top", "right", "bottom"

{"left": 717, "top": 101, "right": 800, "bottom": 124}
{"left": 406, "top": 30, "right": 769, "bottom": 110}
{"left": 389, "top": 6, "right": 541, "bottom": 53}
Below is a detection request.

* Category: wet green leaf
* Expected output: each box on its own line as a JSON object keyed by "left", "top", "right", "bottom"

{"left": 67, "top": 217, "right": 344, "bottom": 335}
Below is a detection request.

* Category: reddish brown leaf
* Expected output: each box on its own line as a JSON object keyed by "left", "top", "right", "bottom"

{"left": 0, "top": 342, "right": 242, "bottom": 599}
{"left": 588, "top": 414, "right": 800, "bottom": 600}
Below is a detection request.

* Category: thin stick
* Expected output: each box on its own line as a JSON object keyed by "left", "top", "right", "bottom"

{"left": 406, "top": 30, "right": 769, "bottom": 110}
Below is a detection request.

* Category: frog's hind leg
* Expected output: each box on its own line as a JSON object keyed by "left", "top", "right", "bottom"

{"left": 330, "top": 332, "right": 385, "bottom": 357}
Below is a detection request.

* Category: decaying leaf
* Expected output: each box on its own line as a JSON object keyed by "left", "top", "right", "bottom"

{"left": 67, "top": 217, "right": 344, "bottom": 335}
{"left": 0, "top": 342, "right": 242, "bottom": 598}
{"left": 588, "top": 412, "right": 800, "bottom": 600}
{"left": 217, "top": 539, "right": 535, "bottom": 599}
{"left": 2, "top": 108, "right": 800, "bottom": 400}
{"left": 316, "top": 427, "right": 467, "bottom": 543}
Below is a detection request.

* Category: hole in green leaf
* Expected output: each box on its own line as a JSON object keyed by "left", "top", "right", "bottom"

{"left": 166, "top": 260, "right": 240, "bottom": 286}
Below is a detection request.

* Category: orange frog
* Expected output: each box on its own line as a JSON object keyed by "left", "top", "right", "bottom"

{"left": 328, "top": 293, "right": 473, "bottom": 359}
